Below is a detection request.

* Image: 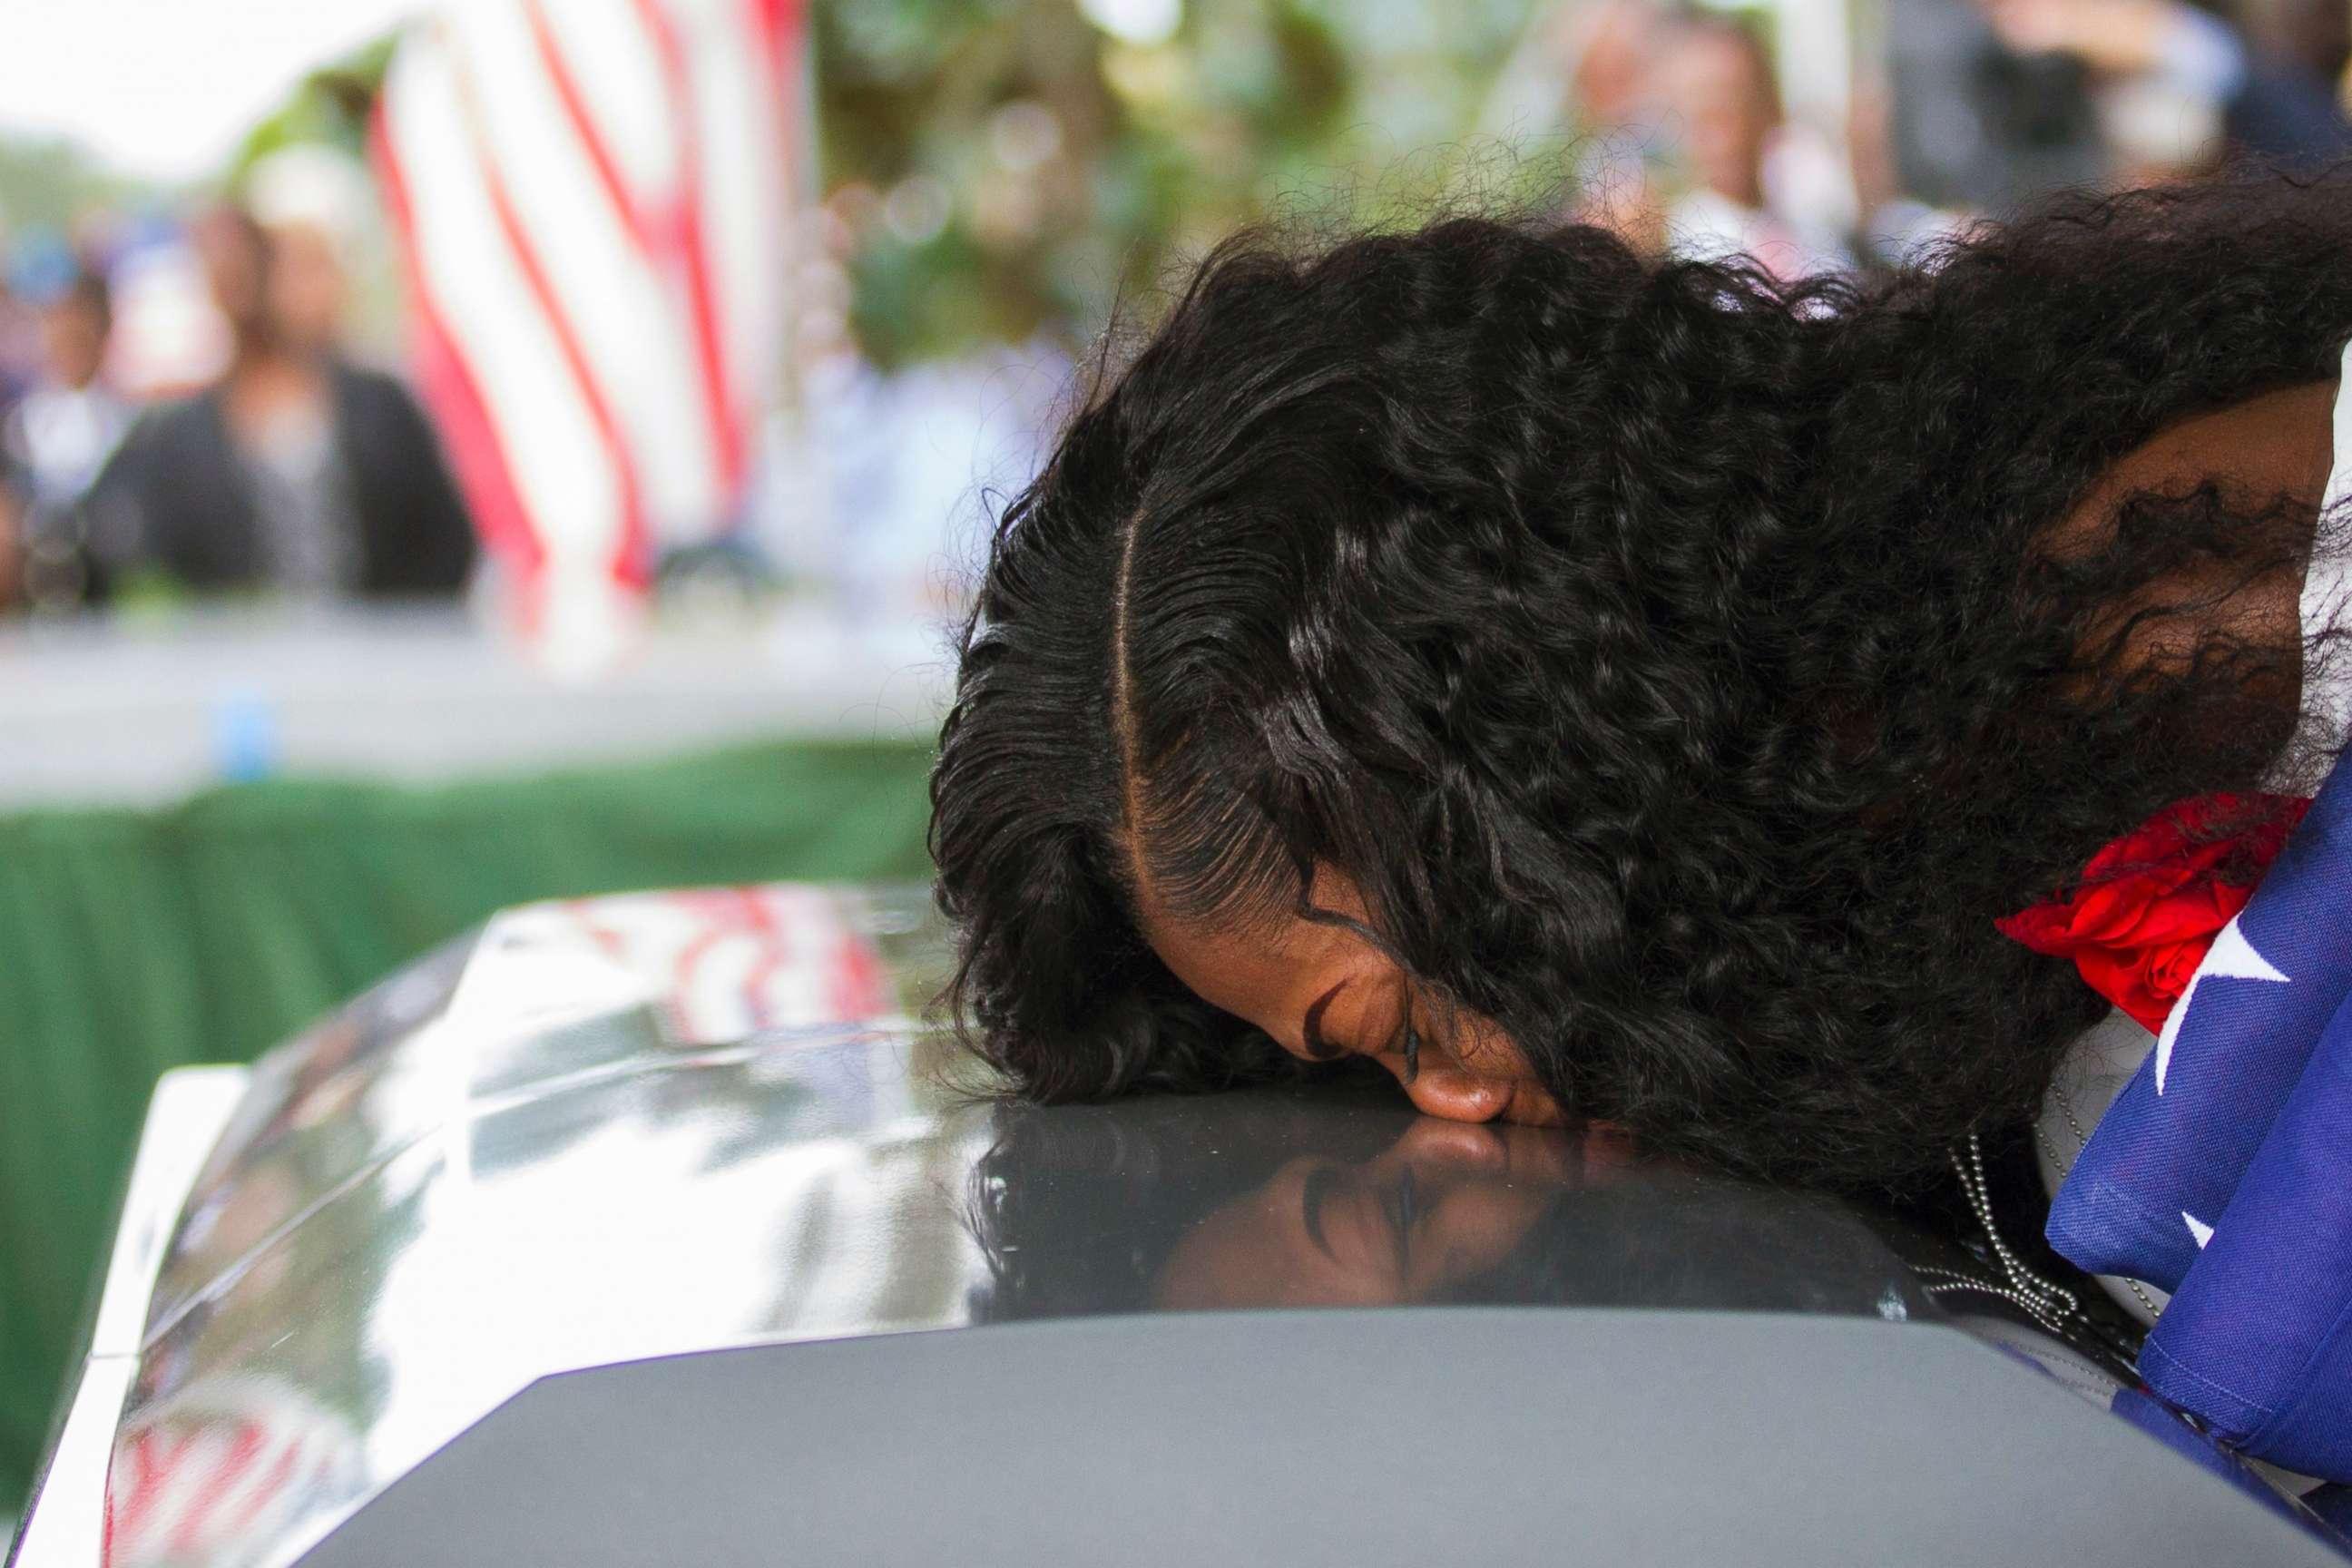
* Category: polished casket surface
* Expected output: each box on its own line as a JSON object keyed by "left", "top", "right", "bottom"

{"left": 10, "top": 883, "right": 2347, "bottom": 1568}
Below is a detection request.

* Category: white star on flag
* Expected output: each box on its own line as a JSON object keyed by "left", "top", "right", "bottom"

{"left": 2157, "top": 915, "right": 2289, "bottom": 1093}
{"left": 2184, "top": 1210, "right": 2215, "bottom": 1249}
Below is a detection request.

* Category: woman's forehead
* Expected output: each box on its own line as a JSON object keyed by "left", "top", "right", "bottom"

{"left": 1138, "top": 877, "right": 1376, "bottom": 1023}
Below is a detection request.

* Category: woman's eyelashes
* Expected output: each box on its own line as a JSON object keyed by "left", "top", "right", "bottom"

{"left": 1299, "top": 1161, "right": 1419, "bottom": 1275}
{"left": 1298, "top": 982, "right": 1353, "bottom": 1062}
{"left": 1299, "top": 976, "right": 1421, "bottom": 1080}
{"left": 1300, "top": 1162, "right": 1339, "bottom": 1256}
{"left": 1376, "top": 981, "right": 1423, "bottom": 1082}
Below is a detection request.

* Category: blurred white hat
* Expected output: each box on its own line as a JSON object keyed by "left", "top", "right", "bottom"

{"left": 245, "top": 143, "right": 371, "bottom": 246}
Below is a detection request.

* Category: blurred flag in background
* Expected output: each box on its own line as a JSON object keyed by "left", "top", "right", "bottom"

{"left": 374, "top": 0, "right": 801, "bottom": 671}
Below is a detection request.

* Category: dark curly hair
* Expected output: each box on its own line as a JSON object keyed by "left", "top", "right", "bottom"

{"left": 930, "top": 164, "right": 2352, "bottom": 1196}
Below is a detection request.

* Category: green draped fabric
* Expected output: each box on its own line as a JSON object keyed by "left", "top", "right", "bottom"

{"left": 0, "top": 738, "right": 937, "bottom": 1523}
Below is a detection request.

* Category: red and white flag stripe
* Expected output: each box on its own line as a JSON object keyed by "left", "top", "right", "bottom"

{"left": 374, "top": 0, "right": 800, "bottom": 668}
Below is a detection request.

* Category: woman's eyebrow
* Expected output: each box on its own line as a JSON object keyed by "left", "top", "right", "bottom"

{"left": 1299, "top": 980, "right": 1352, "bottom": 1060}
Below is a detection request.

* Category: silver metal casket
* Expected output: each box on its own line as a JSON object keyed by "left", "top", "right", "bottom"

{"left": 8, "top": 882, "right": 2345, "bottom": 1567}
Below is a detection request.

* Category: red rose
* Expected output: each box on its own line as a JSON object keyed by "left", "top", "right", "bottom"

{"left": 1996, "top": 794, "right": 2309, "bottom": 1034}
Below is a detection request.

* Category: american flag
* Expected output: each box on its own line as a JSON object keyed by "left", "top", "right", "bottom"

{"left": 2049, "top": 743, "right": 2352, "bottom": 1480}
{"left": 373, "top": 0, "right": 802, "bottom": 668}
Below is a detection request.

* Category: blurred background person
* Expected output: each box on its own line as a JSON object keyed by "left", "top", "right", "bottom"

{"left": 2240, "top": 0, "right": 2352, "bottom": 96}
{"left": 1490, "top": 4, "right": 1864, "bottom": 276}
{"left": 1878, "top": 0, "right": 2108, "bottom": 219}
{"left": 1539, "top": 0, "right": 1672, "bottom": 248}
{"left": 0, "top": 247, "right": 34, "bottom": 419}
{"left": 1980, "top": 0, "right": 2352, "bottom": 177}
{"left": 1882, "top": 0, "right": 2350, "bottom": 229}
{"left": 250, "top": 146, "right": 373, "bottom": 364}
{"left": 1653, "top": 15, "right": 1854, "bottom": 277}
{"left": 99, "top": 165, "right": 472, "bottom": 604}
{"left": 0, "top": 266, "right": 132, "bottom": 611}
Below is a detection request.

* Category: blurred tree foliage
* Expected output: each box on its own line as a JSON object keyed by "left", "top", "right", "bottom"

{"left": 814, "top": 0, "right": 1555, "bottom": 366}
{"left": 227, "top": 34, "right": 401, "bottom": 179}
{"left": 0, "top": 133, "right": 148, "bottom": 242}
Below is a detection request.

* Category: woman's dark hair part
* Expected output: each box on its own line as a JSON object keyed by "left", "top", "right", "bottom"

{"left": 930, "top": 163, "right": 2352, "bottom": 1196}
